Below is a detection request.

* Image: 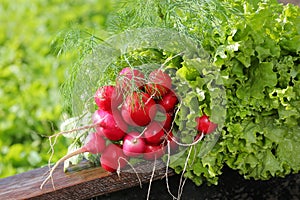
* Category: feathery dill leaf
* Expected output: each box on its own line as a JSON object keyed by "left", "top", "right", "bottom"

{"left": 107, "top": 0, "right": 167, "bottom": 33}
{"left": 107, "top": 0, "right": 244, "bottom": 52}
{"left": 50, "top": 28, "right": 104, "bottom": 58}
{"left": 52, "top": 28, "right": 105, "bottom": 115}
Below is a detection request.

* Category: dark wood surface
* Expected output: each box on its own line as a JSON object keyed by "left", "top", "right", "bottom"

{"left": 0, "top": 160, "right": 173, "bottom": 200}
{"left": 1, "top": 159, "right": 299, "bottom": 200}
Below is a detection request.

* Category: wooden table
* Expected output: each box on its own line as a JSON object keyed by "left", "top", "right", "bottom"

{"left": 0, "top": 160, "right": 173, "bottom": 200}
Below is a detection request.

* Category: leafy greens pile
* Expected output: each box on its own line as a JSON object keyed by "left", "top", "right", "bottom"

{"left": 107, "top": 0, "right": 300, "bottom": 185}
{"left": 62, "top": 0, "right": 300, "bottom": 186}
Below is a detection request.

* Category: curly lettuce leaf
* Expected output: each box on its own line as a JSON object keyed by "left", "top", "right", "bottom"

{"left": 236, "top": 62, "right": 277, "bottom": 100}
{"left": 167, "top": 0, "right": 300, "bottom": 185}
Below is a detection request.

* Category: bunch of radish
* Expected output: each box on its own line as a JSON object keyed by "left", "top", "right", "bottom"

{"left": 92, "top": 67, "right": 180, "bottom": 173}
{"left": 40, "top": 67, "right": 218, "bottom": 189}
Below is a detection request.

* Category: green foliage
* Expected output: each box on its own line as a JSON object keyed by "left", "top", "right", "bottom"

{"left": 0, "top": 0, "right": 113, "bottom": 178}
{"left": 171, "top": 0, "right": 300, "bottom": 184}
{"left": 102, "top": 0, "right": 300, "bottom": 185}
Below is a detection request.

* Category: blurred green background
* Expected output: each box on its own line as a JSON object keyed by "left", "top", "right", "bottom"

{"left": 0, "top": 0, "right": 114, "bottom": 178}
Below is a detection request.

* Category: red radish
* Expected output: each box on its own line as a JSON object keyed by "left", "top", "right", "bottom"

{"left": 143, "top": 144, "right": 165, "bottom": 160}
{"left": 144, "top": 121, "right": 165, "bottom": 145}
{"left": 162, "top": 112, "right": 174, "bottom": 132}
{"left": 144, "top": 69, "right": 172, "bottom": 98}
{"left": 100, "top": 143, "right": 128, "bottom": 172}
{"left": 84, "top": 132, "right": 106, "bottom": 154}
{"left": 92, "top": 110, "right": 105, "bottom": 137}
{"left": 195, "top": 115, "right": 218, "bottom": 134}
{"left": 40, "top": 132, "right": 106, "bottom": 189}
{"left": 121, "top": 92, "right": 157, "bottom": 127}
{"left": 116, "top": 67, "right": 145, "bottom": 90}
{"left": 122, "top": 132, "right": 146, "bottom": 157}
{"left": 92, "top": 109, "right": 127, "bottom": 141}
{"left": 157, "top": 90, "right": 178, "bottom": 113}
{"left": 94, "top": 85, "right": 122, "bottom": 111}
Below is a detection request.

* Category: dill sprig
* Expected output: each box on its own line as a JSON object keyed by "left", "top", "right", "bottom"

{"left": 107, "top": 0, "right": 244, "bottom": 48}
{"left": 50, "top": 28, "right": 104, "bottom": 58}
{"left": 59, "top": 0, "right": 245, "bottom": 116}
{"left": 107, "top": 0, "right": 166, "bottom": 33}
{"left": 51, "top": 28, "right": 105, "bottom": 115}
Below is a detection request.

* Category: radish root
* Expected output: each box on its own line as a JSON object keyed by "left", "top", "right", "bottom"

{"left": 164, "top": 131, "right": 204, "bottom": 199}
{"left": 117, "top": 157, "right": 142, "bottom": 188}
{"left": 50, "top": 124, "right": 96, "bottom": 138}
{"left": 177, "top": 146, "right": 193, "bottom": 199}
{"left": 42, "top": 122, "right": 96, "bottom": 190}
{"left": 46, "top": 123, "right": 95, "bottom": 171}
{"left": 146, "top": 156, "right": 156, "bottom": 200}
{"left": 40, "top": 147, "right": 87, "bottom": 190}
{"left": 165, "top": 141, "right": 178, "bottom": 199}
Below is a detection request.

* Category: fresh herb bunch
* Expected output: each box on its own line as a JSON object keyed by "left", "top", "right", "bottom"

{"left": 60, "top": 0, "right": 300, "bottom": 186}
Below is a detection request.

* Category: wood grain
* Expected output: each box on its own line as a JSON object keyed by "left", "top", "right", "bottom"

{"left": 0, "top": 160, "right": 174, "bottom": 200}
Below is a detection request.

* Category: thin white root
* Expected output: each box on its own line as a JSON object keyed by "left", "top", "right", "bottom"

{"left": 146, "top": 157, "right": 156, "bottom": 200}
{"left": 178, "top": 176, "right": 188, "bottom": 200}
{"left": 137, "top": 125, "right": 148, "bottom": 138}
{"left": 117, "top": 157, "right": 142, "bottom": 188}
{"left": 165, "top": 141, "right": 178, "bottom": 200}
{"left": 168, "top": 131, "right": 204, "bottom": 147}
{"left": 48, "top": 134, "right": 56, "bottom": 171}
{"left": 40, "top": 148, "right": 85, "bottom": 190}
{"left": 46, "top": 123, "right": 95, "bottom": 176}
{"left": 50, "top": 124, "right": 96, "bottom": 138}
{"left": 177, "top": 146, "right": 193, "bottom": 199}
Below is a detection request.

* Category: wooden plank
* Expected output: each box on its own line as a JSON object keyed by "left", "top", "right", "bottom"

{"left": 0, "top": 160, "right": 174, "bottom": 200}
